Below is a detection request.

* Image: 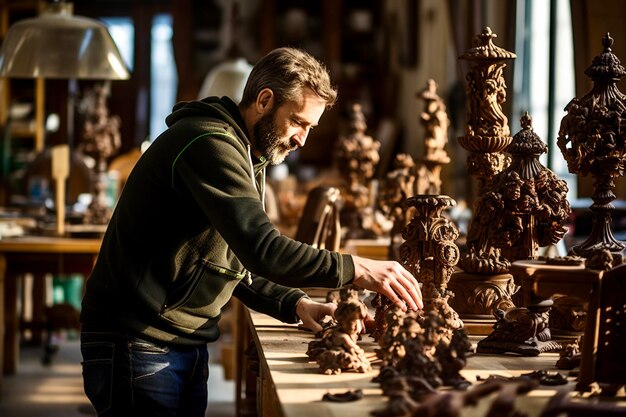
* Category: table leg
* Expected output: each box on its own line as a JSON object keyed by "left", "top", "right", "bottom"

{"left": 30, "top": 272, "right": 47, "bottom": 345}
{"left": 0, "top": 255, "right": 5, "bottom": 388}
{"left": 3, "top": 269, "right": 18, "bottom": 375}
{"left": 577, "top": 277, "right": 601, "bottom": 391}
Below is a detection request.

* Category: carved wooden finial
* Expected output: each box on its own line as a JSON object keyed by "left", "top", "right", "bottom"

{"left": 520, "top": 112, "right": 532, "bottom": 130}
{"left": 478, "top": 27, "right": 497, "bottom": 45}
{"left": 461, "top": 26, "right": 516, "bottom": 60}
{"left": 603, "top": 32, "right": 614, "bottom": 52}
{"left": 585, "top": 32, "right": 625, "bottom": 80}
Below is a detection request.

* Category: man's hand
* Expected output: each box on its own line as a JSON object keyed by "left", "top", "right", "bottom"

{"left": 351, "top": 255, "right": 423, "bottom": 311}
{"left": 295, "top": 297, "right": 337, "bottom": 333}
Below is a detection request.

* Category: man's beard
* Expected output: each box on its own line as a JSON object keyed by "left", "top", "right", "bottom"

{"left": 254, "top": 108, "right": 296, "bottom": 165}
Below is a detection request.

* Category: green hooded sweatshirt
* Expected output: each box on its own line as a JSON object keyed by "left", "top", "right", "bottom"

{"left": 80, "top": 96, "right": 355, "bottom": 345}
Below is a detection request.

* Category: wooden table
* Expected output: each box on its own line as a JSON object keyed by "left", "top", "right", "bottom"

{"left": 236, "top": 307, "right": 622, "bottom": 417}
{"left": 0, "top": 236, "right": 101, "bottom": 388}
{"left": 510, "top": 259, "right": 603, "bottom": 391}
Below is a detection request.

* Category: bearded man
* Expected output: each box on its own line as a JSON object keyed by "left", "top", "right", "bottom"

{"left": 80, "top": 47, "right": 422, "bottom": 417}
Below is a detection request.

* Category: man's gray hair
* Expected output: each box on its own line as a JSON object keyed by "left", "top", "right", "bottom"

{"left": 240, "top": 47, "right": 337, "bottom": 109}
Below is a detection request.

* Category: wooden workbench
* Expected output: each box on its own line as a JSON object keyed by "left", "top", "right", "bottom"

{"left": 239, "top": 307, "right": 626, "bottom": 417}
{"left": 0, "top": 236, "right": 101, "bottom": 391}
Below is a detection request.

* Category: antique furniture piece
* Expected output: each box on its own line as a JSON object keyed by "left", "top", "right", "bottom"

{"left": 557, "top": 33, "right": 626, "bottom": 259}
{"left": 0, "top": 236, "right": 101, "bottom": 391}
{"left": 509, "top": 259, "right": 610, "bottom": 392}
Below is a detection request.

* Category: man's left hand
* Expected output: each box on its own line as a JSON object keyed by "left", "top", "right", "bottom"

{"left": 295, "top": 297, "right": 337, "bottom": 333}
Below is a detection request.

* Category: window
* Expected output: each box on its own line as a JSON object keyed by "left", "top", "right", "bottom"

{"left": 150, "top": 14, "right": 178, "bottom": 140}
{"left": 100, "top": 17, "right": 135, "bottom": 71}
{"left": 512, "top": 0, "right": 576, "bottom": 199}
{"left": 101, "top": 14, "right": 178, "bottom": 143}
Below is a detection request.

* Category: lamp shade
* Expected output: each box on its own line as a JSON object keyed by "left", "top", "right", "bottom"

{"left": 0, "top": 2, "right": 129, "bottom": 80}
{"left": 198, "top": 57, "right": 252, "bottom": 103}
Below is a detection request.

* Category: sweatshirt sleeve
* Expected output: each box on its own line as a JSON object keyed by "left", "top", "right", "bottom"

{"left": 172, "top": 130, "right": 355, "bottom": 289}
{"left": 232, "top": 275, "right": 307, "bottom": 323}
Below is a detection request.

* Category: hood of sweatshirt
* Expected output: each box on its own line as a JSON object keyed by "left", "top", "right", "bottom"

{"left": 165, "top": 96, "right": 251, "bottom": 147}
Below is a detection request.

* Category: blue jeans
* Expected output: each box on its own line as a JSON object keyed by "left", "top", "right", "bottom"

{"left": 80, "top": 329, "right": 209, "bottom": 417}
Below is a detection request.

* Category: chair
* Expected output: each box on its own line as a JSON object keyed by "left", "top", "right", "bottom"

{"left": 294, "top": 186, "right": 342, "bottom": 251}
{"left": 589, "top": 262, "right": 626, "bottom": 394}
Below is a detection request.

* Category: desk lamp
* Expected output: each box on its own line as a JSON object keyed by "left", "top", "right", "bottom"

{"left": 0, "top": 1, "right": 130, "bottom": 233}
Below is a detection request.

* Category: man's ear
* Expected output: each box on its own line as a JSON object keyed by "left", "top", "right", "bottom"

{"left": 255, "top": 88, "right": 274, "bottom": 114}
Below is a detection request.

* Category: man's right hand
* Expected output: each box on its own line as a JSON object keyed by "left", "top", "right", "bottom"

{"left": 351, "top": 255, "right": 423, "bottom": 311}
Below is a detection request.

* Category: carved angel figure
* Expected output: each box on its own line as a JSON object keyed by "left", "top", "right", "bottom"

{"left": 307, "top": 293, "right": 372, "bottom": 375}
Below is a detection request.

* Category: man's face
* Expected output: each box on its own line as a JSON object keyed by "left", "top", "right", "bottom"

{"left": 254, "top": 87, "right": 327, "bottom": 165}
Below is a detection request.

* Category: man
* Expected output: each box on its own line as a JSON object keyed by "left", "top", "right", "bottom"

{"left": 80, "top": 47, "right": 422, "bottom": 417}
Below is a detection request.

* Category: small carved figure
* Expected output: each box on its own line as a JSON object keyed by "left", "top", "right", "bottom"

{"left": 307, "top": 291, "right": 371, "bottom": 375}
{"left": 370, "top": 293, "right": 394, "bottom": 342}
{"left": 375, "top": 304, "right": 407, "bottom": 367}
{"left": 477, "top": 304, "right": 562, "bottom": 356}
{"left": 549, "top": 295, "right": 587, "bottom": 334}
{"left": 586, "top": 248, "right": 615, "bottom": 271}
{"left": 435, "top": 328, "right": 473, "bottom": 389}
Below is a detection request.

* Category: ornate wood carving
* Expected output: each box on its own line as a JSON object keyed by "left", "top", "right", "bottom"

{"left": 557, "top": 33, "right": 626, "bottom": 259}
{"left": 418, "top": 79, "right": 450, "bottom": 194}
{"left": 377, "top": 154, "right": 417, "bottom": 260}
{"left": 335, "top": 103, "right": 381, "bottom": 239}
{"left": 465, "top": 113, "right": 571, "bottom": 266}
{"left": 457, "top": 27, "right": 515, "bottom": 275}
{"left": 399, "top": 195, "right": 461, "bottom": 328}
{"left": 448, "top": 28, "right": 518, "bottom": 332}
{"left": 79, "top": 81, "right": 121, "bottom": 225}
{"left": 476, "top": 300, "right": 562, "bottom": 356}
{"left": 378, "top": 79, "right": 451, "bottom": 260}
{"left": 447, "top": 273, "right": 517, "bottom": 317}
{"left": 306, "top": 287, "right": 371, "bottom": 374}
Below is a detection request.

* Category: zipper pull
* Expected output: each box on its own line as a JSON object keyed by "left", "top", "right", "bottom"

{"left": 245, "top": 271, "right": 252, "bottom": 285}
